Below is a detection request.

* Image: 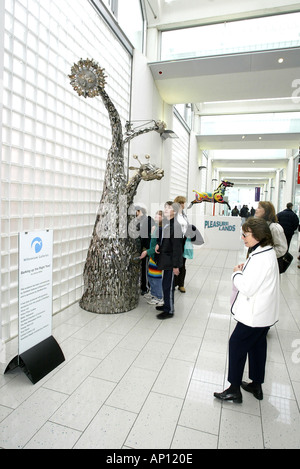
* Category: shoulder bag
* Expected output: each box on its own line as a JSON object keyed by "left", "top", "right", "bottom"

{"left": 277, "top": 251, "right": 293, "bottom": 274}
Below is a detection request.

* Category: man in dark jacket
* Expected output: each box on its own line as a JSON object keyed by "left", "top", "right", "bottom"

{"left": 277, "top": 203, "right": 299, "bottom": 249}
{"left": 155, "top": 201, "right": 183, "bottom": 319}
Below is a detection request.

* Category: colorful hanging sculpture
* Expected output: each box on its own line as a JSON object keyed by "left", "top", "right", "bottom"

{"left": 188, "top": 180, "right": 234, "bottom": 210}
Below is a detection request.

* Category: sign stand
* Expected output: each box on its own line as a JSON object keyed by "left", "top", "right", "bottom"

{"left": 5, "top": 336, "right": 65, "bottom": 384}
{"left": 4, "top": 230, "right": 65, "bottom": 384}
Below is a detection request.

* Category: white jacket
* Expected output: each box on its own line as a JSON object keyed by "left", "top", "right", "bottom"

{"left": 268, "top": 222, "right": 287, "bottom": 258}
{"left": 231, "top": 245, "right": 280, "bottom": 327}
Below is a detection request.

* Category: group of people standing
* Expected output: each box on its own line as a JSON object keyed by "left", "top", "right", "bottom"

{"left": 136, "top": 196, "right": 192, "bottom": 320}
{"left": 231, "top": 205, "right": 255, "bottom": 220}
{"left": 135, "top": 197, "right": 299, "bottom": 404}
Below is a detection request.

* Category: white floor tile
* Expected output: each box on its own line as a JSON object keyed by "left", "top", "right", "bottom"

{"left": 105, "top": 366, "right": 158, "bottom": 413}
{"left": 24, "top": 422, "right": 81, "bottom": 449}
{"left": 152, "top": 358, "right": 194, "bottom": 399}
{"left": 50, "top": 376, "right": 116, "bottom": 431}
{"left": 125, "top": 392, "right": 183, "bottom": 449}
{"left": 74, "top": 405, "right": 136, "bottom": 449}
{"left": 218, "top": 408, "right": 264, "bottom": 449}
{"left": 1, "top": 240, "right": 299, "bottom": 449}
{"left": 171, "top": 425, "right": 218, "bottom": 449}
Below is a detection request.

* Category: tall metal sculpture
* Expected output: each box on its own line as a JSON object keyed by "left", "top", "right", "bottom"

{"left": 69, "top": 59, "right": 164, "bottom": 313}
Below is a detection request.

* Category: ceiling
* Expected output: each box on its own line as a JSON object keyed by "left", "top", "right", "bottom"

{"left": 144, "top": 0, "right": 300, "bottom": 189}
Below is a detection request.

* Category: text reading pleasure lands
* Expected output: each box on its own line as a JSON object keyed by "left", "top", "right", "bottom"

{"left": 204, "top": 220, "right": 236, "bottom": 231}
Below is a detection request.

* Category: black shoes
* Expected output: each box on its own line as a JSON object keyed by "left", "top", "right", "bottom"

{"left": 214, "top": 382, "right": 263, "bottom": 404}
{"left": 241, "top": 381, "right": 263, "bottom": 400}
{"left": 214, "top": 387, "right": 242, "bottom": 404}
{"left": 155, "top": 304, "right": 174, "bottom": 319}
{"left": 156, "top": 312, "right": 174, "bottom": 320}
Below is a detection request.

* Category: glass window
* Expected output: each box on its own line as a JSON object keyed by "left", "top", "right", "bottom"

{"left": 161, "top": 12, "right": 300, "bottom": 60}
{"left": 200, "top": 112, "right": 300, "bottom": 135}
{"left": 117, "top": 0, "right": 144, "bottom": 52}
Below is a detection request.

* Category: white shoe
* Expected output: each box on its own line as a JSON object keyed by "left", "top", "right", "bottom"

{"left": 147, "top": 297, "right": 158, "bottom": 304}
{"left": 147, "top": 297, "right": 164, "bottom": 305}
{"left": 143, "top": 292, "right": 152, "bottom": 299}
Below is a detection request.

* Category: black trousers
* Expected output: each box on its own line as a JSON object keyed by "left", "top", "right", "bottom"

{"left": 162, "top": 270, "right": 175, "bottom": 314}
{"left": 174, "top": 257, "right": 186, "bottom": 288}
{"left": 140, "top": 256, "right": 149, "bottom": 292}
{"left": 228, "top": 321, "right": 270, "bottom": 386}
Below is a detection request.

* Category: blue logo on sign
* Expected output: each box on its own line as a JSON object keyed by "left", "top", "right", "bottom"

{"left": 31, "top": 237, "right": 43, "bottom": 253}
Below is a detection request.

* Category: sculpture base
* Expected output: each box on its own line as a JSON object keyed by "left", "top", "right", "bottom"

{"left": 79, "top": 293, "right": 139, "bottom": 314}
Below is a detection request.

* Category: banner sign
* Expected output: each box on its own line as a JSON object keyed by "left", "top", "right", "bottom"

{"left": 255, "top": 187, "right": 261, "bottom": 202}
{"left": 199, "top": 215, "right": 241, "bottom": 250}
{"left": 18, "top": 230, "right": 53, "bottom": 355}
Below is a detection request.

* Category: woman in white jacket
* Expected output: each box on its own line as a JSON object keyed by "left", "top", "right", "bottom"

{"left": 214, "top": 217, "right": 280, "bottom": 404}
{"left": 255, "top": 201, "right": 287, "bottom": 258}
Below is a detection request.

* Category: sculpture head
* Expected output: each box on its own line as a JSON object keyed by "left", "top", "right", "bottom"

{"left": 129, "top": 155, "right": 164, "bottom": 181}
{"left": 69, "top": 58, "right": 106, "bottom": 98}
{"left": 221, "top": 180, "right": 234, "bottom": 188}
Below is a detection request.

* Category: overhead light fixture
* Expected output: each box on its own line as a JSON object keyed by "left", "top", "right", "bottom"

{"left": 278, "top": 57, "right": 284, "bottom": 63}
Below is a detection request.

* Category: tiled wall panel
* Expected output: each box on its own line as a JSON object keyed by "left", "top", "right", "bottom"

{"left": 1, "top": 0, "right": 132, "bottom": 342}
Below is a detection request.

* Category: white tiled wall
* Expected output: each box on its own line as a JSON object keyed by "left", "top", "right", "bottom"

{"left": 169, "top": 115, "right": 189, "bottom": 201}
{"left": 1, "top": 0, "right": 132, "bottom": 342}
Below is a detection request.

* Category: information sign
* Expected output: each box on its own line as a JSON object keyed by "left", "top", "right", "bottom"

{"left": 18, "top": 230, "right": 53, "bottom": 354}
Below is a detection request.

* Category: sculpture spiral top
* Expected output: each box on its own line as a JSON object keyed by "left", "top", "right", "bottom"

{"left": 69, "top": 58, "right": 106, "bottom": 98}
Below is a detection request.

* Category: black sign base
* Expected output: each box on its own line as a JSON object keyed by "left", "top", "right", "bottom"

{"left": 4, "top": 335, "right": 65, "bottom": 384}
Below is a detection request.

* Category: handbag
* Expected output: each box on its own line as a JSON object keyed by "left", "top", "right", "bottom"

{"left": 183, "top": 237, "right": 194, "bottom": 259}
{"left": 277, "top": 251, "right": 293, "bottom": 274}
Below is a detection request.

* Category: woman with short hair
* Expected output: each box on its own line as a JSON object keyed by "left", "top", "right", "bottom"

{"left": 214, "top": 217, "right": 280, "bottom": 403}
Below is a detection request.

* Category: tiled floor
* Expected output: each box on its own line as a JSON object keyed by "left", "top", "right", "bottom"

{"left": 0, "top": 236, "right": 300, "bottom": 449}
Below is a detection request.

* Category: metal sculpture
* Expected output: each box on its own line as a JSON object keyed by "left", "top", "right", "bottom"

{"left": 188, "top": 180, "right": 234, "bottom": 210}
{"left": 69, "top": 58, "right": 164, "bottom": 313}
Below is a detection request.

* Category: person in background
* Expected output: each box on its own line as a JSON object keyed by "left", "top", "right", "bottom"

{"left": 214, "top": 217, "right": 279, "bottom": 404}
{"left": 240, "top": 205, "right": 249, "bottom": 224}
{"left": 231, "top": 206, "right": 239, "bottom": 216}
{"left": 155, "top": 201, "right": 183, "bottom": 320}
{"left": 173, "top": 196, "right": 189, "bottom": 293}
{"left": 276, "top": 203, "right": 299, "bottom": 250}
{"left": 140, "top": 210, "right": 164, "bottom": 306}
{"left": 255, "top": 201, "right": 287, "bottom": 258}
